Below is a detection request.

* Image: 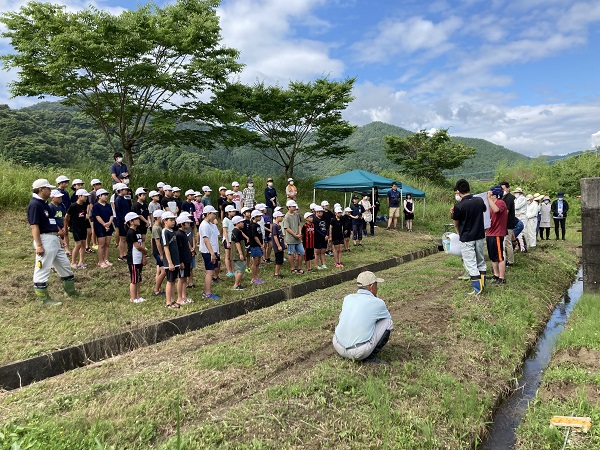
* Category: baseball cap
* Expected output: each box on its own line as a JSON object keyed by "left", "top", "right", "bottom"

{"left": 75, "top": 189, "right": 90, "bottom": 196}
{"left": 49, "top": 189, "right": 63, "bottom": 198}
{"left": 321, "top": 200, "right": 329, "bottom": 206}
{"left": 232, "top": 216, "right": 244, "bottom": 225}
{"left": 176, "top": 213, "right": 191, "bottom": 224}
{"left": 96, "top": 188, "right": 109, "bottom": 196}
{"left": 152, "top": 210, "right": 164, "bottom": 218}
{"left": 32, "top": 179, "right": 56, "bottom": 189}
{"left": 267, "top": 177, "right": 274, "bottom": 182}
{"left": 225, "top": 190, "right": 234, "bottom": 196}
{"left": 490, "top": 185, "right": 503, "bottom": 198}
{"left": 184, "top": 189, "right": 195, "bottom": 196}
{"left": 72, "top": 178, "right": 84, "bottom": 186}
{"left": 202, "top": 185, "right": 212, "bottom": 192}
{"left": 356, "top": 271, "right": 384, "bottom": 287}
{"left": 114, "top": 183, "right": 128, "bottom": 191}
{"left": 90, "top": 179, "right": 102, "bottom": 186}
{"left": 161, "top": 211, "right": 177, "bottom": 220}
{"left": 203, "top": 205, "right": 217, "bottom": 214}
{"left": 172, "top": 186, "right": 181, "bottom": 192}
{"left": 255, "top": 203, "right": 266, "bottom": 210}
{"left": 251, "top": 210, "right": 262, "bottom": 218}
{"left": 309, "top": 203, "right": 316, "bottom": 210}
{"left": 232, "top": 181, "right": 240, "bottom": 187}
{"left": 286, "top": 200, "right": 298, "bottom": 208}
{"left": 334, "top": 207, "right": 343, "bottom": 213}
{"left": 219, "top": 186, "right": 227, "bottom": 191}
{"left": 557, "top": 191, "right": 565, "bottom": 198}
{"left": 344, "top": 207, "right": 352, "bottom": 212}
{"left": 247, "top": 178, "right": 254, "bottom": 183}
{"left": 55, "top": 175, "right": 69, "bottom": 184}
{"left": 303, "top": 212, "right": 313, "bottom": 219}
{"left": 314, "top": 205, "right": 324, "bottom": 212}
{"left": 287, "top": 178, "right": 293, "bottom": 182}
{"left": 225, "top": 205, "right": 236, "bottom": 212}
{"left": 241, "top": 206, "right": 251, "bottom": 214}
{"left": 163, "top": 185, "right": 173, "bottom": 191}
{"left": 157, "top": 182, "right": 165, "bottom": 188}
{"left": 273, "top": 211, "right": 284, "bottom": 218}
{"left": 124, "top": 212, "right": 139, "bottom": 222}
{"left": 135, "top": 187, "right": 147, "bottom": 196}
{"left": 274, "top": 206, "right": 283, "bottom": 212}
{"left": 148, "top": 190, "right": 159, "bottom": 197}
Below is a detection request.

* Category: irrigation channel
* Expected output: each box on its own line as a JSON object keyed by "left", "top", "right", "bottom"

{"left": 481, "top": 267, "right": 584, "bottom": 449}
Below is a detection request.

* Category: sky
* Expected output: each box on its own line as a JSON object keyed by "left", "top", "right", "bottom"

{"left": 1, "top": 0, "right": 600, "bottom": 157}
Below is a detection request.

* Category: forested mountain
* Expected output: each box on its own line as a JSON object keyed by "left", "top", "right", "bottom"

{"left": 1, "top": 102, "right": 532, "bottom": 177}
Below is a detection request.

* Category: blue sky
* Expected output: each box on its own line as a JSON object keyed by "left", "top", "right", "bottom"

{"left": 1, "top": 0, "right": 600, "bottom": 156}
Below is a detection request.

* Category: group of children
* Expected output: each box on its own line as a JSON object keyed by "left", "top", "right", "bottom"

{"left": 46, "top": 175, "right": 375, "bottom": 306}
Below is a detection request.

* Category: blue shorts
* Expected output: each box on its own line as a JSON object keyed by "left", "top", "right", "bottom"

{"left": 250, "top": 246, "right": 263, "bottom": 258}
{"left": 201, "top": 252, "right": 220, "bottom": 271}
{"left": 190, "top": 254, "right": 196, "bottom": 269}
{"left": 287, "top": 242, "right": 305, "bottom": 256}
{"left": 153, "top": 253, "right": 164, "bottom": 267}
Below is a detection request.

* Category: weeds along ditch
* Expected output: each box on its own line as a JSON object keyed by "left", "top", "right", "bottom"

{"left": 0, "top": 238, "right": 580, "bottom": 449}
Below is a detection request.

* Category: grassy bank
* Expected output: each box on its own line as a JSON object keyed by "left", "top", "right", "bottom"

{"left": 0, "top": 237, "right": 579, "bottom": 449}
{"left": 516, "top": 291, "right": 600, "bottom": 449}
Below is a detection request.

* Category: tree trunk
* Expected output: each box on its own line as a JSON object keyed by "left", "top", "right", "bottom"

{"left": 123, "top": 144, "right": 134, "bottom": 173}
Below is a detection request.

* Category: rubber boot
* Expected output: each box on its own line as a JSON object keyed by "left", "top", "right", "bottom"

{"left": 457, "top": 269, "right": 470, "bottom": 281}
{"left": 63, "top": 278, "right": 82, "bottom": 297}
{"left": 465, "top": 277, "right": 482, "bottom": 297}
{"left": 479, "top": 271, "right": 487, "bottom": 292}
{"left": 34, "top": 286, "right": 62, "bottom": 306}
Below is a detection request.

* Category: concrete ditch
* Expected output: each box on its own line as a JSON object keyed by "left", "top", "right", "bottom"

{"left": 0, "top": 246, "right": 439, "bottom": 390}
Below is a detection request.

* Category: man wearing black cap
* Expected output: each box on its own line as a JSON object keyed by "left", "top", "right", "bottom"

{"left": 486, "top": 185, "right": 508, "bottom": 285}
{"left": 28, "top": 179, "right": 82, "bottom": 306}
{"left": 551, "top": 192, "right": 569, "bottom": 240}
{"left": 264, "top": 177, "right": 277, "bottom": 218}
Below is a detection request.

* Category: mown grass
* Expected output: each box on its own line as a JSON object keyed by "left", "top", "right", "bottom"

{"left": 515, "top": 292, "right": 600, "bottom": 450}
{"left": 0, "top": 238, "right": 579, "bottom": 449}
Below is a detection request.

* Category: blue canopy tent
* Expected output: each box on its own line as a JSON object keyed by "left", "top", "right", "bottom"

{"left": 313, "top": 170, "right": 426, "bottom": 226}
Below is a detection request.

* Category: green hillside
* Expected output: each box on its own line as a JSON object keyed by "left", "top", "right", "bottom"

{"left": 0, "top": 102, "right": 530, "bottom": 179}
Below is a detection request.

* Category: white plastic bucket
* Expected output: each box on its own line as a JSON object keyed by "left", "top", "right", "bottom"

{"left": 442, "top": 232, "right": 463, "bottom": 256}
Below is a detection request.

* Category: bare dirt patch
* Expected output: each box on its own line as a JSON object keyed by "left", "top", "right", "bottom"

{"left": 553, "top": 348, "right": 600, "bottom": 372}
{"left": 539, "top": 381, "right": 600, "bottom": 405}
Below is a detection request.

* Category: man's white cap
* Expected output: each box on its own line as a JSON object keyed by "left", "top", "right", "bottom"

{"left": 314, "top": 205, "right": 324, "bottom": 212}
{"left": 273, "top": 211, "right": 284, "bottom": 218}
{"left": 255, "top": 203, "right": 266, "bottom": 210}
{"left": 344, "top": 207, "right": 352, "bottom": 212}
{"left": 96, "top": 188, "right": 109, "bottom": 196}
{"left": 75, "top": 188, "right": 90, "bottom": 196}
{"left": 321, "top": 200, "right": 329, "bottom": 206}
{"left": 274, "top": 206, "right": 283, "bottom": 212}
{"left": 287, "top": 178, "right": 294, "bottom": 182}
{"left": 232, "top": 216, "right": 244, "bottom": 225}
{"left": 309, "top": 203, "right": 316, "bottom": 210}
{"left": 55, "top": 175, "right": 70, "bottom": 184}
{"left": 241, "top": 206, "right": 251, "bottom": 214}
{"left": 286, "top": 200, "right": 298, "bottom": 208}
{"left": 225, "top": 205, "right": 236, "bottom": 212}
{"left": 172, "top": 186, "right": 181, "bottom": 192}
{"left": 185, "top": 189, "right": 195, "bottom": 196}
{"left": 124, "top": 212, "right": 139, "bottom": 222}
{"left": 202, "top": 185, "right": 212, "bottom": 192}
{"left": 114, "top": 183, "right": 128, "bottom": 191}
{"left": 90, "top": 178, "right": 102, "bottom": 186}
{"left": 71, "top": 178, "right": 84, "bottom": 186}
{"left": 334, "top": 207, "right": 343, "bottom": 213}
{"left": 33, "top": 179, "right": 56, "bottom": 189}
{"left": 49, "top": 189, "right": 63, "bottom": 198}
{"left": 163, "top": 185, "right": 173, "bottom": 191}
{"left": 148, "top": 190, "right": 159, "bottom": 197}
{"left": 176, "top": 213, "right": 192, "bottom": 224}
{"left": 334, "top": 203, "right": 341, "bottom": 208}
{"left": 251, "top": 210, "right": 262, "bottom": 218}
{"left": 356, "top": 271, "right": 384, "bottom": 287}
{"left": 194, "top": 191, "right": 202, "bottom": 197}
{"left": 203, "top": 205, "right": 217, "bottom": 214}
{"left": 161, "top": 211, "right": 177, "bottom": 220}
{"left": 225, "top": 190, "right": 234, "bottom": 196}
{"left": 219, "top": 186, "right": 227, "bottom": 191}
{"left": 232, "top": 181, "right": 240, "bottom": 187}
{"left": 135, "top": 187, "right": 147, "bottom": 196}
{"left": 152, "top": 209, "right": 164, "bottom": 218}
{"left": 157, "top": 182, "right": 165, "bottom": 188}
{"left": 303, "top": 212, "right": 313, "bottom": 219}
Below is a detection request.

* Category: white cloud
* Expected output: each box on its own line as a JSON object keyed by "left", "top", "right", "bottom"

{"left": 591, "top": 131, "right": 600, "bottom": 149}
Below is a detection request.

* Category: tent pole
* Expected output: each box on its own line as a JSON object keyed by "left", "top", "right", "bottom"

{"left": 313, "top": 188, "right": 316, "bottom": 205}
{"left": 372, "top": 187, "right": 375, "bottom": 228}
{"left": 401, "top": 188, "right": 404, "bottom": 230}
{"left": 344, "top": 192, "right": 347, "bottom": 207}
{"left": 423, "top": 198, "right": 426, "bottom": 219}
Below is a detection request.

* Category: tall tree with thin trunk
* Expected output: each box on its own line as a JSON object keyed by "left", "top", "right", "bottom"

{"left": 0, "top": 0, "right": 241, "bottom": 168}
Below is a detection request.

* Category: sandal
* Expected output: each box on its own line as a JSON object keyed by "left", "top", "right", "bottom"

{"left": 165, "top": 302, "right": 180, "bottom": 309}
{"left": 293, "top": 269, "right": 304, "bottom": 274}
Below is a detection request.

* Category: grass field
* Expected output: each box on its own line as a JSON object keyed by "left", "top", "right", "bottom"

{"left": 0, "top": 233, "right": 580, "bottom": 449}
{"left": 515, "top": 291, "right": 600, "bottom": 449}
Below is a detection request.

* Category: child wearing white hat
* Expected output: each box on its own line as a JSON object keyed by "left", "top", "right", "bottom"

{"left": 124, "top": 212, "right": 146, "bottom": 303}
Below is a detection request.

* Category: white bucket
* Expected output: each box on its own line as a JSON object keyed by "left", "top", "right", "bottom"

{"left": 442, "top": 232, "right": 463, "bottom": 256}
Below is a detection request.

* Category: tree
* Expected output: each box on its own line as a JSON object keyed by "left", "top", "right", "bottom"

{"left": 0, "top": 0, "right": 241, "bottom": 168}
{"left": 385, "top": 128, "right": 476, "bottom": 184}
{"left": 215, "top": 77, "right": 357, "bottom": 179}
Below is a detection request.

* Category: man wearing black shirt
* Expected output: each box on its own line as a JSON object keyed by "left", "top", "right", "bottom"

{"left": 500, "top": 181, "right": 518, "bottom": 266}
{"left": 28, "top": 179, "right": 81, "bottom": 305}
{"left": 451, "top": 179, "right": 487, "bottom": 296}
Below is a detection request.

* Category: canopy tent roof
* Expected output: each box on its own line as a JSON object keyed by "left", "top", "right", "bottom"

{"left": 313, "top": 170, "right": 425, "bottom": 198}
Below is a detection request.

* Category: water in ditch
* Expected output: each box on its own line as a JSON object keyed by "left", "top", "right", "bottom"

{"left": 480, "top": 267, "right": 584, "bottom": 449}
